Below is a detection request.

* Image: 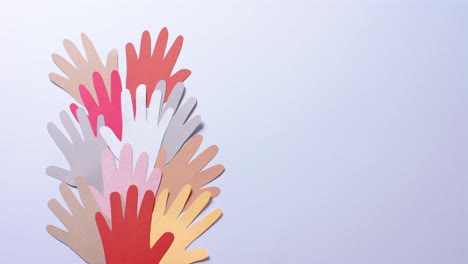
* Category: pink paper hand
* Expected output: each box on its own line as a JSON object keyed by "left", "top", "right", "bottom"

{"left": 90, "top": 144, "right": 162, "bottom": 218}
{"left": 70, "top": 70, "right": 123, "bottom": 140}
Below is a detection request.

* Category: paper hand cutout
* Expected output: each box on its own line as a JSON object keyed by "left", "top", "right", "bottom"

{"left": 46, "top": 108, "right": 107, "bottom": 191}
{"left": 126, "top": 28, "right": 191, "bottom": 106}
{"left": 70, "top": 70, "right": 123, "bottom": 140}
{"left": 46, "top": 176, "right": 106, "bottom": 264}
{"left": 49, "top": 33, "right": 118, "bottom": 105}
{"left": 100, "top": 85, "right": 174, "bottom": 175}
{"left": 155, "top": 135, "right": 223, "bottom": 211}
{"left": 155, "top": 80, "right": 201, "bottom": 163}
{"left": 90, "top": 144, "right": 162, "bottom": 218}
{"left": 96, "top": 186, "right": 174, "bottom": 264}
{"left": 151, "top": 185, "right": 222, "bottom": 264}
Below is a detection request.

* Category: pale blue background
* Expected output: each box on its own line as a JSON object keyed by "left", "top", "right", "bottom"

{"left": 0, "top": 0, "right": 467, "bottom": 263}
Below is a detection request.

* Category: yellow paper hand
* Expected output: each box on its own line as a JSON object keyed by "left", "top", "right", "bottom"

{"left": 151, "top": 185, "right": 222, "bottom": 263}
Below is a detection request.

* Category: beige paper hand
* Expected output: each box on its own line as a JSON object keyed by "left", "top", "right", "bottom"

{"left": 46, "top": 176, "right": 106, "bottom": 264}
{"left": 49, "top": 33, "right": 118, "bottom": 105}
{"left": 151, "top": 185, "right": 222, "bottom": 263}
{"left": 155, "top": 134, "right": 224, "bottom": 211}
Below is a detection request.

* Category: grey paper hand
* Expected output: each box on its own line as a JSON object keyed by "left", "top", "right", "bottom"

{"left": 156, "top": 81, "right": 201, "bottom": 163}
{"left": 46, "top": 108, "right": 108, "bottom": 191}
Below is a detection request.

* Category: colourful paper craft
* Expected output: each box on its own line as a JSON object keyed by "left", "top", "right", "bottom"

{"left": 154, "top": 80, "right": 202, "bottom": 163}
{"left": 155, "top": 135, "right": 223, "bottom": 211}
{"left": 46, "top": 176, "right": 106, "bottom": 264}
{"left": 49, "top": 33, "right": 118, "bottom": 105}
{"left": 126, "top": 28, "right": 191, "bottom": 105}
{"left": 46, "top": 29, "right": 225, "bottom": 263}
{"left": 70, "top": 70, "right": 123, "bottom": 140}
{"left": 90, "top": 144, "right": 162, "bottom": 218}
{"left": 151, "top": 185, "right": 222, "bottom": 264}
{"left": 46, "top": 108, "right": 107, "bottom": 191}
{"left": 100, "top": 85, "right": 174, "bottom": 176}
{"left": 96, "top": 186, "right": 174, "bottom": 264}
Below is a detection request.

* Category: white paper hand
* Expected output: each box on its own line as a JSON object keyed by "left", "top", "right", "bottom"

{"left": 100, "top": 85, "right": 174, "bottom": 174}
{"left": 155, "top": 81, "right": 202, "bottom": 163}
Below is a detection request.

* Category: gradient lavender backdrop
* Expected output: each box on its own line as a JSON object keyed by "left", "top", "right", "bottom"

{"left": 0, "top": 0, "right": 467, "bottom": 263}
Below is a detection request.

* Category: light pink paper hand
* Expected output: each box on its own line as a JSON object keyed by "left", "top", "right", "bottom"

{"left": 90, "top": 144, "right": 161, "bottom": 218}
{"left": 70, "top": 70, "right": 123, "bottom": 140}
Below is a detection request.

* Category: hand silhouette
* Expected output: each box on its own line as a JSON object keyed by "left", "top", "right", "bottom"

{"left": 90, "top": 144, "right": 162, "bottom": 218}
{"left": 155, "top": 135, "right": 223, "bottom": 211}
{"left": 46, "top": 176, "right": 106, "bottom": 264}
{"left": 155, "top": 80, "right": 202, "bottom": 163}
{"left": 49, "top": 33, "right": 118, "bottom": 105}
{"left": 100, "top": 85, "right": 174, "bottom": 176}
{"left": 151, "top": 185, "right": 222, "bottom": 263}
{"left": 126, "top": 28, "right": 191, "bottom": 106}
{"left": 96, "top": 186, "right": 174, "bottom": 263}
{"left": 46, "top": 108, "right": 107, "bottom": 191}
{"left": 70, "top": 70, "right": 123, "bottom": 140}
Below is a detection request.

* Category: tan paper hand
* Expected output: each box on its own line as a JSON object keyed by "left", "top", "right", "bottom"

{"left": 155, "top": 134, "right": 224, "bottom": 211}
{"left": 151, "top": 185, "right": 222, "bottom": 263}
{"left": 46, "top": 176, "right": 106, "bottom": 264}
{"left": 49, "top": 33, "right": 118, "bottom": 105}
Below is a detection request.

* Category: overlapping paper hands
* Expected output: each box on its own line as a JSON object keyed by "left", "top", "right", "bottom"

{"left": 49, "top": 33, "right": 118, "bottom": 105}
{"left": 95, "top": 185, "right": 174, "bottom": 264}
{"left": 99, "top": 84, "right": 174, "bottom": 176}
{"left": 90, "top": 144, "right": 162, "bottom": 218}
{"left": 46, "top": 29, "right": 224, "bottom": 263}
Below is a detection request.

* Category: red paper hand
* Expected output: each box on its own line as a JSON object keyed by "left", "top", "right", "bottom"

{"left": 126, "top": 28, "right": 191, "bottom": 106}
{"left": 95, "top": 185, "right": 174, "bottom": 264}
{"left": 70, "top": 70, "right": 123, "bottom": 140}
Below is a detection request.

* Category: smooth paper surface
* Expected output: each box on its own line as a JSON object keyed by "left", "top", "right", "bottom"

{"left": 49, "top": 33, "right": 118, "bottom": 105}
{"left": 125, "top": 28, "right": 191, "bottom": 105}
{"left": 100, "top": 85, "right": 174, "bottom": 176}
{"left": 90, "top": 144, "right": 162, "bottom": 218}
{"left": 95, "top": 186, "right": 174, "bottom": 264}
{"left": 155, "top": 134, "right": 224, "bottom": 211}
{"left": 46, "top": 108, "right": 108, "bottom": 191}
{"left": 46, "top": 176, "right": 106, "bottom": 264}
{"left": 151, "top": 185, "right": 222, "bottom": 264}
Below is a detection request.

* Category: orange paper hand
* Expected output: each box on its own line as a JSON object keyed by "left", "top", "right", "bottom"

{"left": 155, "top": 135, "right": 224, "bottom": 211}
{"left": 125, "top": 28, "right": 191, "bottom": 106}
